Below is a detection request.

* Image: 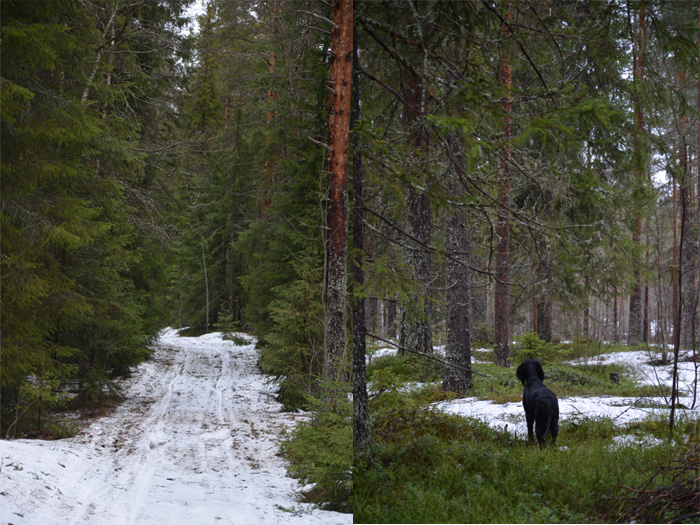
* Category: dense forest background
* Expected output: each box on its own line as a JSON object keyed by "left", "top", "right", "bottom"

{"left": 1, "top": 0, "right": 699, "bottom": 513}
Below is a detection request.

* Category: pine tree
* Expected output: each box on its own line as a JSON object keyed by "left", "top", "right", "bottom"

{"left": 323, "top": 0, "right": 353, "bottom": 396}
{"left": 494, "top": 0, "right": 513, "bottom": 367}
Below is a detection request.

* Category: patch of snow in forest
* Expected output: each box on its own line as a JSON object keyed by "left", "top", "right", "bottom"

{"left": 567, "top": 348, "right": 698, "bottom": 396}
{"left": 612, "top": 434, "right": 665, "bottom": 448}
{"left": 436, "top": 395, "right": 697, "bottom": 441}
{"left": 436, "top": 348, "right": 699, "bottom": 439}
{"left": 366, "top": 345, "right": 492, "bottom": 365}
{"left": 0, "top": 328, "right": 351, "bottom": 525}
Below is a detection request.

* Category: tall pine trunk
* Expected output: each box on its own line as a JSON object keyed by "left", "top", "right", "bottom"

{"left": 673, "top": 178, "right": 679, "bottom": 348}
{"left": 678, "top": 70, "right": 695, "bottom": 347}
{"left": 351, "top": 22, "right": 372, "bottom": 451}
{"left": 443, "top": 132, "right": 473, "bottom": 394}
{"left": 494, "top": 0, "right": 512, "bottom": 366}
{"left": 628, "top": 0, "right": 645, "bottom": 345}
{"left": 398, "top": 69, "right": 433, "bottom": 356}
{"left": 323, "top": 0, "right": 353, "bottom": 399}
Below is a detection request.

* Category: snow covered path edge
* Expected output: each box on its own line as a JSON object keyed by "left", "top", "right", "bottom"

{"left": 0, "top": 328, "right": 352, "bottom": 525}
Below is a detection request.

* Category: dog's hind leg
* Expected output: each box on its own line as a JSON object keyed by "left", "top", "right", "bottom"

{"left": 525, "top": 411, "right": 535, "bottom": 443}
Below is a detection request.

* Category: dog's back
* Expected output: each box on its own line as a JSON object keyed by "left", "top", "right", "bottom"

{"left": 516, "top": 359, "right": 559, "bottom": 447}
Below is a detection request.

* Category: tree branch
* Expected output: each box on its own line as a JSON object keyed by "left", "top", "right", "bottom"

{"left": 367, "top": 332, "right": 491, "bottom": 378}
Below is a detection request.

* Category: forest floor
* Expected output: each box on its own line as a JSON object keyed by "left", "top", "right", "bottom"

{"left": 357, "top": 343, "right": 700, "bottom": 523}
{"left": 435, "top": 345, "right": 700, "bottom": 439}
{"left": 367, "top": 343, "right": 700, "bottom": 438}
{"left": 0, "top": 329, "right": 352, "bottom": 525}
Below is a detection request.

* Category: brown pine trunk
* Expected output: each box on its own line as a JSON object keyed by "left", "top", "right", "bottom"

{"left": 323, "top": 0, "right": 353, "bottom": 397}
{"left": 494, "top": 1, "right": 512, "bottom": 366}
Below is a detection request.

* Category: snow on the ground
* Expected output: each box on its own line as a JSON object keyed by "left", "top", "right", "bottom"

{"left": 366, "top": 342, "right": 699, "bottom": 441}
{"left": 0, "top": 328, "right": 351, "bottom": 525}
{"left": 435, "top": 394, "right": 697, "bottom": 441}
{"left": 567, "top": 348, "right": 698, "bottom": 397}
{"left": 367, "top": 345, "right": 492, "bottom": 365}
{"left": 436, "top": 347, "right": 699, "bottom": 441}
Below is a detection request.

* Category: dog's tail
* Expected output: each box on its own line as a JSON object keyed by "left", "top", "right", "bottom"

{"left": 543, "top": 413, "right": 552, "bottom": 438}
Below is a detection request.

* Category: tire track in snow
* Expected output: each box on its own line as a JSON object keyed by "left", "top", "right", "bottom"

{"left": 48, "top": 329, "right": 351, "bottom": 525}
{"left": 66, "top": 347, "right": 189, "bottom": 525}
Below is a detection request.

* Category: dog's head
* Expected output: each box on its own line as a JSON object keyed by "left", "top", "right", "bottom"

{"left": 516, "top": 358, "right": 545, "bottom": 385}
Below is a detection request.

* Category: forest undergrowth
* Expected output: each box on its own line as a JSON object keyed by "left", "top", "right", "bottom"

{"left": 350, "top": 339, "right": 699, "bottom": 523}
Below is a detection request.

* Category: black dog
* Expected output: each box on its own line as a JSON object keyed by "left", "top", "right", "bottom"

{"left": 516, "top": 359, "right": 559, "bottom": 447}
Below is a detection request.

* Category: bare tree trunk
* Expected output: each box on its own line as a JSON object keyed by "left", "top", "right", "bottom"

{"left": 470, "top": 257, "right": 487, "bottom": 333}
{"left": 681, "top": 174, "right": 695, "bottom": 347}
{"left": 386, "top": 295, "right": 397, "bottom": 339}
{"left": 351, "top": 21, "right": 372, "bottom": 451}
{"left": 398, "top": 62, "right": 433, "bottom": 356}
{"left": 494, "top": 0, "right": 513, "bottom": 367}
{"left": 613, "top": 292, "right": 619, "bottom": 343}
{"left": 628, "top": 0, "right": 646, "bottom": 345}
{"left": 443, "top": 132, "right": 473, "bottom": 394}
{"left": 678, "top": 71, "right": 695, "bottom": 347}
{"left": 656, "top": 209, "right": 668, "bottom": 361}
{"left": 82, "top": 1, "right": 120, "bottom": 103}
{"left": 671, "top": 170, "right": 687, "bottom": 440}
{"left": 673, "top": 178, "right": 679, "bottom": 349}
{"left": 583, "top": 276, "right": 590, "bottom": 339}
{"left": 323, "top": 0, "right": 353, "bottom": 398}
{"left": 644, "top": 232, "right": 650, "bottom": 343}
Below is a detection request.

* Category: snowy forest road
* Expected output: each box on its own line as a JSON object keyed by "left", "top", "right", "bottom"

{"left": 0, "top": 329, "right": 351, "bottom": 525}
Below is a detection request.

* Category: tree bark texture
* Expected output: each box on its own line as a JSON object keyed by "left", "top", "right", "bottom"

{"left": 697, "top": 0, "right": 700, "bottom": 348}
{"left": 398, "top": 67, "right": 433, "bottom": 355}
{"left": 323, "top": 0, "right": 353, "bottom": 392}
{"left": 443, "top": 132, "right": 473, "bottom": 394}
{"left": 494, "top": 1, "right": 512, "bottom": 367}
{"left": 351, "top": 22, "right": 372, "bottom": 451}
{"left": 673, "top": 179, "right": 679, "bottom": 345}
{"left": 628, "top": 0, "right": 645, "bottom": 345}
{"left": 679, "top": 99, "right": 695, "bottom": 347}
{"left": 470, "top": 256, "right": 487, "bottom": 332}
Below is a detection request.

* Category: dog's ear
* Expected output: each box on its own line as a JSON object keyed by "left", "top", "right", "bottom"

{"left": 515, "top": 363, "right": 526, "bottom": 385}
{"left": 536, "top": 361, "right": 545, "bottom": 380}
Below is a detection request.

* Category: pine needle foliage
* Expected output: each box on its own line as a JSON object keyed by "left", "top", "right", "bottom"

{"left": 1, "top": 0, "right": 188, "bottom": 436}
{"left": 281, "top": 391, "right": 353, "bottom": 513}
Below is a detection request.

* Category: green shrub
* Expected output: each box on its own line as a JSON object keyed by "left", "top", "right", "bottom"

{"left": 281, "top": 394, "right": 352, "bottom": 513}
{"left": 368, "top": 354, "right": 442, "bottom": 383}
{"left": 355, "top": 406, "right": 684, "bottom": 524}
{"left": 512, "top": 331, "right": 568, "bottom": 364}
